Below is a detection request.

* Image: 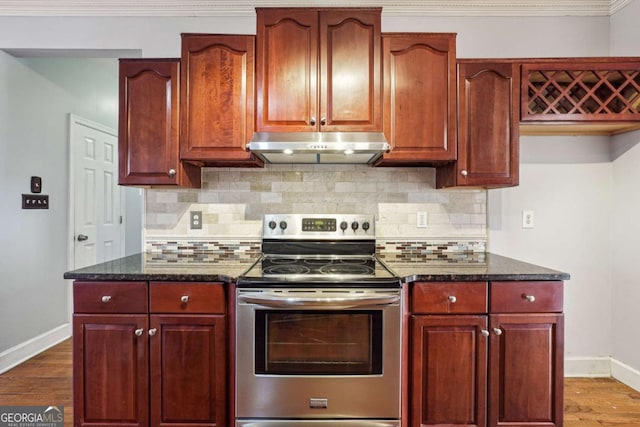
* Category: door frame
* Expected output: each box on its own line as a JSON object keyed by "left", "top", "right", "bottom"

{"left": 66, "top": 114, "right": 124, "bottom": 317}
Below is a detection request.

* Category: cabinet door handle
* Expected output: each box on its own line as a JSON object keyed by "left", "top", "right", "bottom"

{"left": 77, "top": 234, "right": 89, "bottom": 242}
{"left": 448, "top": 295, "right": 457, "bottom": 303}
{"left": 461, "top": 170, "right": 468, "bottom": 177}
{"left": 493, "top": 327, "right": 503, "bottom": 336}
{"left": 320, "top": 116, "right": 327, "bottom": 126}
{"left": 135, "top": 328, "right": 144, "bottom": 337}
{"left": 524, "top": 295, "right": 536, "bottom": 302}
{"left": 101, "top": 295, "right": 111, "bottom": 303}
{"left": 310, "top": 117, "right": 316, "bottom": 126}
{"left": 181, "top": 295, "right": 189, "bottom": 303}
{"left": 168, "top": 169, "right": 176, "bottom": 178}
{"left": 481, "top": 329, "right": 490, "bottom": 337}
{"left": 148, "top": 328, "right": 157, "bottom": 336}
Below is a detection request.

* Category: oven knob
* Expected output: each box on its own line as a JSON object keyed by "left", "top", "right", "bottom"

{"left": 268, "top": 220, "right": 277, "bottom": 230}
{"left": 279, "top": 221, "right": 288, "bottom": 231}
{"left": 351, "top": 221, "right": 359, "bottom": 231}
{"left": 340, "top": 221, "right": 348, "bottom": 231}
{"left": 362, "top": 221, "right": 370, "bottom": 232}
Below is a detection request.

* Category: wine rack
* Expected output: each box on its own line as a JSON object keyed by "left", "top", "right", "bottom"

{"left": 522, "top": 60, "right": 640, "bottom": 122}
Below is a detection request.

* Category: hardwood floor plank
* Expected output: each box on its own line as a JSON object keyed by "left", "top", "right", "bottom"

{"left": 1, "top": 339, "right": 640, "bottom": 427}
{"left": 0, "top": 339, "right": 73, "bottom": 425}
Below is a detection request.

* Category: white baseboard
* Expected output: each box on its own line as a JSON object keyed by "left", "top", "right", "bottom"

{"left": 565, "top": 356, "right": 640, "bottom": 392}
{"left": 0, "top": 323, "right": 72, "bottom": 374}
{"left": 565, "top": 356, "right": 612, "bottom": 377}
{"left": 611, "top": 358, "right": 640, "bottom": 392}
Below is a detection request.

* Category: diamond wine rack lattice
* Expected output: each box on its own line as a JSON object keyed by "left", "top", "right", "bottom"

{"left": 522, "top": 61, "right": 640, "bottom": 122}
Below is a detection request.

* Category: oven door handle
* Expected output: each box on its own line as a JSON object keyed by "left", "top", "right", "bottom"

{"left": 238, "top": 292, "right": 400, "bottom": 309}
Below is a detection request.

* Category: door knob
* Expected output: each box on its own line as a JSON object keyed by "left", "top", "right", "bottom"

{"left": 77, "top": 234, "right": 89, "bottom": 242}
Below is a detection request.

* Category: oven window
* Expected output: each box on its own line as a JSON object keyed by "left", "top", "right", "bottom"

{"left": 255, "top": 310, "right": 383, "bottom": 375}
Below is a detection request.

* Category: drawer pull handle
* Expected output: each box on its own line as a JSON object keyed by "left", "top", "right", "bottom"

{"left": 135, "top": 328, "right": 144, "bottom": 337}
{"left": 101, "top": 296, "right": 111, "bottom": 303}
{"left": 524, "top": 295, "right": 536, "bottom": 303}
{"left": 481, "top": 329, "right": 490, "bottom": 337}
{"left": 148, "top": 328, "right": 157, "bottom": 336}
{"left": 181, "top": 295, "right": 189, "bottom": 303}
{"left": 493, "top": 328, "right": 503, "bottom": 336}
{"left": 448, "top": 295, "right": 457, "bottom": 303}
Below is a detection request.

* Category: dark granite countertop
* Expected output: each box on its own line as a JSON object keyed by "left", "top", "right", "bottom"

{"left": 64, "top": 252, "right": 569, "bottom": 283}
{"left": 63, "top": 252, "right": 258, "bottom": 283}
{"left": 383, "top": 252, "right": 570, "bottom": 282}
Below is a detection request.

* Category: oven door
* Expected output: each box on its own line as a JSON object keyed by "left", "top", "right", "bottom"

{"left": 235, "top": 288, "right": 402, "bottom": 421}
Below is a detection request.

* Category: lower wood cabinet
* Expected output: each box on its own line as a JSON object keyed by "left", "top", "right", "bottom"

{"left": 411, "top": 315, "right": 488, "bottom": 427}
{"left": 409, "top": 281, "right": 564, "bottom": 427}
{"left": 73, "top": 281, "right": 227, "bottom": 427}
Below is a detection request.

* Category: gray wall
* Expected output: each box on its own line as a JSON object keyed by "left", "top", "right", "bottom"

{"left": 0, "top": 54, "right": 139, "bottom": 355}
{"left": 609, "top": 0, "right": 640, "bottom": 383}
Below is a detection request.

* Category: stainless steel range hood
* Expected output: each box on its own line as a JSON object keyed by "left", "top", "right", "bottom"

{"left": 247, "top": 132, "right": 390, "bottom": 164}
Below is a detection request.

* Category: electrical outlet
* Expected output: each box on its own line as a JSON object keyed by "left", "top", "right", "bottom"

{"left": 417, "top": 211, "right": 428, "bottom": 228}
{"left": 522, "top": 210, "right": 534, "bottom": 229}
{"left": 190, "top": 211, "right": 203, "bottom": 230}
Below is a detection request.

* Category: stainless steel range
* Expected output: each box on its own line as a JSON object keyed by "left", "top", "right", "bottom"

{"left": 236, "top": 214, "right": 402, "bottom": 427}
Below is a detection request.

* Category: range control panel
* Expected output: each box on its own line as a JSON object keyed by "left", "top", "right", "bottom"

{"left": 263, "top": 214, "right": 375, "bottom": 239}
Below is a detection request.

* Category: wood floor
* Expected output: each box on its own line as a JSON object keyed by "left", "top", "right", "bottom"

{"left": 1, "top": 339, "right": 639, "bottom": 426}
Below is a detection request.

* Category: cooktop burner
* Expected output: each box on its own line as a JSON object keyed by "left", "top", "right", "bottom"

{"left": 261, "top": 256, "right": 376, "bottom": 277}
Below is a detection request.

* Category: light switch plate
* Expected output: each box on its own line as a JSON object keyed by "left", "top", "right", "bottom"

{"left": 417, "top": 211, "right": 428, "bottom": 228}
{"left": 31, "top": 176, "right": 42, "bottom": 193}
{"left": 22, "top": 194, "right": 49, "bottom": 209}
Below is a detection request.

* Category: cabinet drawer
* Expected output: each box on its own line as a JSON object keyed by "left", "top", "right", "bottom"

{"left": 411, "top": 282, "right": 488, "bottom": 314}
{"left": 73, "top": 281, "right": 148, "bottom": 313}
{"left": 490, "top": 281, "right": 563, "bottom": 313}
{"left": 150, "top": 282, "right": 225, "bottom": 314}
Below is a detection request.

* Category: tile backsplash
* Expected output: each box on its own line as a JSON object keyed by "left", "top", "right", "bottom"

{"left": 144, "top": 164, "right": 487, "bottom": 252}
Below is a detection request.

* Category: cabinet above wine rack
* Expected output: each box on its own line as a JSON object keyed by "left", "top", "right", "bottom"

{"left": 521, "top": 58, "right": 640, "bottom": 135}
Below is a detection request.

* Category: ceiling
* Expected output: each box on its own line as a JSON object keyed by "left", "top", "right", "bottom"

{"left": 0, "top": 0, "right": 634, "bottom": 17}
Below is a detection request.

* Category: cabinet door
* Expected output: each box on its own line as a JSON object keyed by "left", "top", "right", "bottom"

{"left": 319, "top": 9, "right": 382, "bottom": 131}
{"left": 73, "top": 314, "right": 149, "bottom": 427}
{"left": 411, "top": 315, "right": 488, "bottom": 427}
{"left": 256, "top": 9, "right": 318, "bottom": 132}
{"left": 437, "top": 61, "right": 519, "bottom": 188}
{"left": 119, "top": 59, "right": 200, "bottom": 187}
{"left": 379, "top": 34, "right": 456, "bottom": 165}
{"left": 150, "top": 315, "right": 227, "bottom": 427}
{"left": 256, "top": 8, "right": 381, "bottom": 132}
{"left": 489, "top": 314, "right": 564, "bottom": 427}
{"left": 181, "top": 34, "right": 261, "bottom": 166}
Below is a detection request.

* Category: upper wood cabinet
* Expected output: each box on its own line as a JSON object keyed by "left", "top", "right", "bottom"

{"left": 377, "top": 33, "right": 457, "bottom": 165}
{"left": 521, "top": 57, "right": 640, "bottom": 135}
{"left": 180, "top": 34, "right": 263, "bottom": 166}
{"left": 436, "top": 60, "right": 519, "bottom": 188}
{"left": 256, "top": 8, "right": 382, "bottom": 132}
{"left": 118, "top": 59, "right": 200, "bottom": 187}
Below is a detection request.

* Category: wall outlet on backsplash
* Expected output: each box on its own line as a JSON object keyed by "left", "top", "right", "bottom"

{"left": 190, "top": 211, "right": 202, "bottom": 230}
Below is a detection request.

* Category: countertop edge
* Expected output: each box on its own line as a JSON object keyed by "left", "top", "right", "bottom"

{"left": 401, "top": 272, "right": 571, "bottom": 283}
{"left": 63, "top": 252, "right": 570, "bottom": 283}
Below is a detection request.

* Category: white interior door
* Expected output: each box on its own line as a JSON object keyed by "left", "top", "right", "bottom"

{"left": 70, "top": 114, "right": 122, "bottom": 269}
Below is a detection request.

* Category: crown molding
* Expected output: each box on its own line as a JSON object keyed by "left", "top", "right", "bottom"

{"left": 0, "top": 0, "right": 634, "bottom": 17}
